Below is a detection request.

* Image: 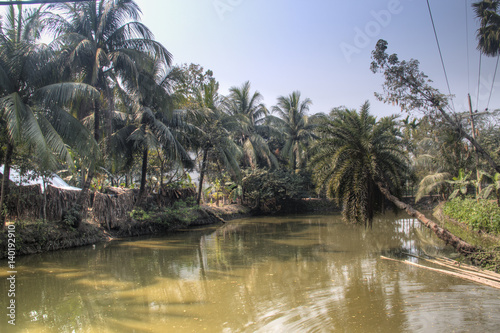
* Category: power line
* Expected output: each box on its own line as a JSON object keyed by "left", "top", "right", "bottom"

{"left": 486, "top": 55, "right": 500, "bottom": 110}
{"left": 0, "top": 0, "right": 94, "bottom": 5}
{"left": 426, "top": 0, "right": 456, "bottom": 112}
{"left": 476, "top": 52, "right": 482, "bottom": 111}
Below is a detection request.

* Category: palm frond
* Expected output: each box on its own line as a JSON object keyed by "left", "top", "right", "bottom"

{"left": 415, "top": 172, "right": 451, "bottom": 202}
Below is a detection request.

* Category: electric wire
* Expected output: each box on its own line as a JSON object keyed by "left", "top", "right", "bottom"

{"left": 426, "top": 0, "right": 456, "bottom": 111}
{"left": 486, "top": 55, "right": 500, "bottom": 110}
{"left": 476, "top": 52, "right": 482, "bottom": 111}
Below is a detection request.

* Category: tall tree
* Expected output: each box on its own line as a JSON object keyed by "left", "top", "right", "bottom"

{"left": 225, "top": 81, "right": 277, "bottom": 169}
{"left": 310, "top": 102, "right": 408, "bottom": 227}
{"left": 112, "top": 56, "right": 191, "bottom": 203}
{"left": 188, "top": 80, "right": 241, "bottom": 205}
{"left": 371, "top": 39, "right": 500, "bottom": 174}
{"left": 45, "top": 0, "right": 172, "bottom": 205}
{"left": 271, "top": 91, "right": 316, "bottom": 171}
{"left": 473, "top": 0, "right": 500, "bottom": 56}
{"left": 0, "top": 5, "right": 98, "bottom": 226}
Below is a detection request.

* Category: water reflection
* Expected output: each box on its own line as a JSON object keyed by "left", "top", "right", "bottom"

{"left": 1, "top": 212, "right": 499, "bottom": 332}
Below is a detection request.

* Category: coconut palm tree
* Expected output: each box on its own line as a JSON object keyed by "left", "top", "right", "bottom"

{"left": 44, "top": 0, "right": 172, "bottom": 203}
{"left": 310, "top": 102, "right": 409, "bottom": 227}
{"left": 271, "top": 91, "right": 316, "bottom": 171}
{"left": 225, "top": 81, "right": 277, "bottom": 168}
{"left": 0, "top": 5, "right": 99, "bottom": 226}
{"left": 111, "top": 56, "right": 192, "bottom": 203}
{"left": 189, "top": 80, "right": 241, "bottom": 205}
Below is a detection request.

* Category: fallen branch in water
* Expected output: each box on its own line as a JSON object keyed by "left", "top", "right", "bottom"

{"left": 380, "top": 256, "right": 500, "bottom": 290}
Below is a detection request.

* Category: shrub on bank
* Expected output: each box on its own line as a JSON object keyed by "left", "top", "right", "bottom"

{"left": 443, "top": 198, "right": 500, "bottom": 234}
{"left": 129, "top": 198, "right": 198, "bottom": 226}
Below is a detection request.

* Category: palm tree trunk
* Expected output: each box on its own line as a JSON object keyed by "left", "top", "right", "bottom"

{"left": 159, "top": 159, "right": 164, "bottom": 207}
{"left": 1, "top": 143, "right": 14, "bottom": 227}
{"left": 375, "top": 181, "right": 479, "bottom": 255}
{"left": 197, "top": 148, "right": 209, "bottom": 205}
{"left": 137, "top": 147, "right": 148, "bottom": 204}
{"left": 74, "top": 101, "right": 100, "bottom": 212}
{"left": 75, "top": 169, "right": 93, "bottom": 210}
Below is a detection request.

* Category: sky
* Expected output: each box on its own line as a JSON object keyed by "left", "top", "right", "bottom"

{"left": 131, "top": 0, "right": 499, "bottom": 119}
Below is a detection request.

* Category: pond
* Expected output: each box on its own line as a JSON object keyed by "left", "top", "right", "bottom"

{"left": 1, "top": 212, "right": 499, "bottom": 332}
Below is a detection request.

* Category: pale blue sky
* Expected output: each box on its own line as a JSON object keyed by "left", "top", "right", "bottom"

{"left": 133, "top": 0, "right": 499, "bottom": 118}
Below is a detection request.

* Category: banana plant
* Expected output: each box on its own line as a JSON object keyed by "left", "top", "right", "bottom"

{"left": 446, "top": 169, "right": 472, "bottom": 200}
{"left": 226, "top": 181, "right": 243, "bottom": 204}
{"left": 477, "top": 171, "right": 500, "bottom": 206}
{"left": 211, "top": 178, "right": 224, "bottom": 207}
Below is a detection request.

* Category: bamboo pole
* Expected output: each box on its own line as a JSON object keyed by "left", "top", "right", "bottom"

{"left": 403, "top": 253, "right": 500, "bottom": 283}
{"left": 381, "top": 256, "right": 500, "bottom": 289}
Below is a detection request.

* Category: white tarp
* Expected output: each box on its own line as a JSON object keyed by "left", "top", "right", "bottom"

{"left": 0, "top": 165, "right": 81, "bottom": 192}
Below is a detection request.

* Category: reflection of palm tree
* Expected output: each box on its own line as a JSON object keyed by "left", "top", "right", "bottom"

{"left": 0, "top": 6, "right": 98, "bottom": 226}
{"left": 310, "top": 102, "right": 408, "bottom": 227}
{"left": 271, "top": 91, "right": 316, "bottom": 171}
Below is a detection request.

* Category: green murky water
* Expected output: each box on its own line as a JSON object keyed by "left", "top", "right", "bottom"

{"left": 1, "top": 212, "right": 499, "bottom": 332}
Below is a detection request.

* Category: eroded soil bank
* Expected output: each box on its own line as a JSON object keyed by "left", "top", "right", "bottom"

{"left": 0, "top": 204, "right": 252, "bottom": 259}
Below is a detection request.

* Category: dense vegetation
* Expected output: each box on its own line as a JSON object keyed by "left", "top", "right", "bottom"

{"left": 0, "top": 0, "right": 499, "bottom": 237}
{"left": 444, "top": 198, "right": 500, "bottom": 234}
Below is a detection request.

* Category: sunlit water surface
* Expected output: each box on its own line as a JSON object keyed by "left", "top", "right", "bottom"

{"left": 1, "top": 212, "right": 499, "bottom": 332}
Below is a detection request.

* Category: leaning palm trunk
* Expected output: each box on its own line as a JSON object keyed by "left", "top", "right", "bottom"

{"left": 376, "top": 181, "right": 479, "bottom": 255}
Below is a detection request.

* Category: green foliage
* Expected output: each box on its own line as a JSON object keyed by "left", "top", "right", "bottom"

{"left": 478, "top": 171, "right": 500, "bottom": 205}
{"left": 61, "top": 205, "right": 82, "bottom": 229}
{"left": 225, "top": 81, "right": 277, "bottom": 169}
{"left": 226, "top": 181, "right": 243, "bottom": 203}
{"left": 242, "top": 168, "right": 312, "bottom": 212}
{"left": 443, "top": 197, "right": 500, "bottom": 234}
{"left": 310, "top": 102, "right": 409, "bottom": 225}
{"left": 473, "top": 0, "right": 500, "bottom": 56}
{"left": 130, "top": 199, "right": 197, "bottom": 226}
{"left": 270, "top": 91, "right": 316, "bottom": 170}
{"left": 129, "top": 208, "right": 151, "bottom": 221}
{"left": 447, "top": 169, "right": 473, "bottom": 200}
{"left": 411, "top": 116, "right": 475, "bottom": 202}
